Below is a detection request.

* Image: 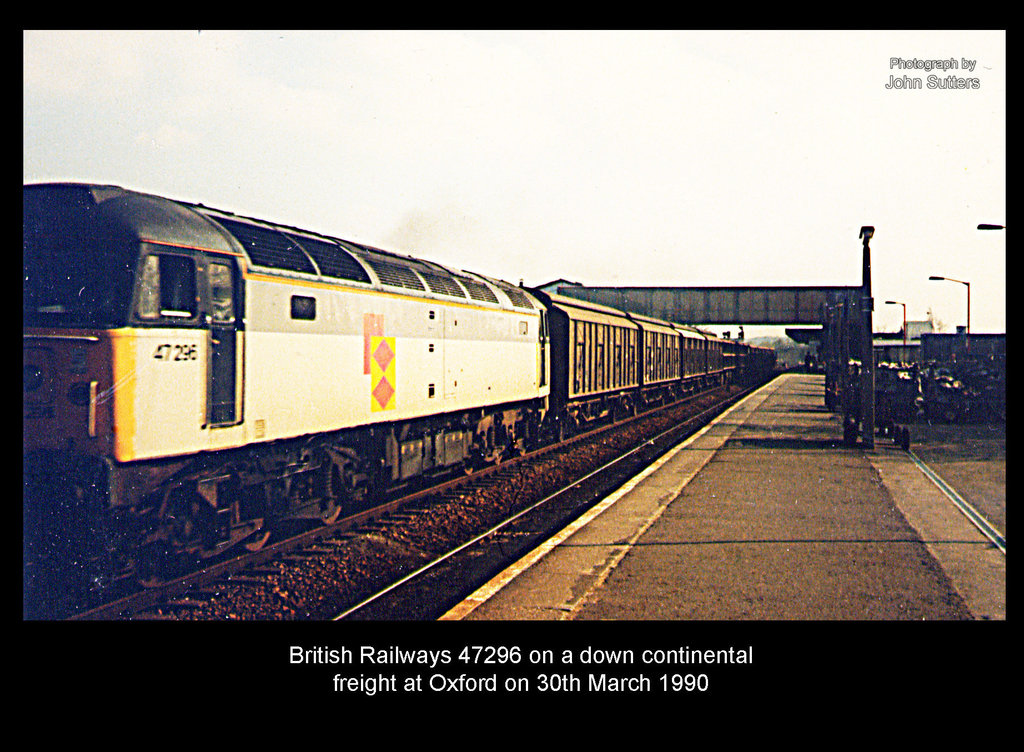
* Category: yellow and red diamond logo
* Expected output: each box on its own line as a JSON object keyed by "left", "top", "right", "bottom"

{"left": 372, "top": 338, "right": 394, "bottom": 370}
{"left": 370, "top": 335, "right": 396, "bottom": 411}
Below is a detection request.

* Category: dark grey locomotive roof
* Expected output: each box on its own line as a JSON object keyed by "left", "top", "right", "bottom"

{"left": 24, "top": 183, "right": 537, "bottom": 312}
{"left": 24, "top": 183, "right": 239, "bottom": 256}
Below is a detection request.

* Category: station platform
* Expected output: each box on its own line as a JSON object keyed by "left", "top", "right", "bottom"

{"left": 443, "top": 373, "right": 1005, "bottom": 621}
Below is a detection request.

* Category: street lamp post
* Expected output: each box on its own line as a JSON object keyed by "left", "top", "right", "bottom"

{"left": 860, "top": 226, "right": 874, "bottom": 449}
{"left": 885, "top": 300, "right": 907, "bottom": 347}
{"left": 928, "top": 276, "right": 970, "bottom": 334}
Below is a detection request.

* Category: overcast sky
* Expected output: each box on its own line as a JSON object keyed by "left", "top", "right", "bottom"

{"left": 24, "top": 30, "right": 1006, "bottom": 336}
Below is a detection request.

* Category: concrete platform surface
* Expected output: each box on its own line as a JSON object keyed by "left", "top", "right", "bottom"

{"left": 444, "top": 374, "right": 1005, "bottom": 621}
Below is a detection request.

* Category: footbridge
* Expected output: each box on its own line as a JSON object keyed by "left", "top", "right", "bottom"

{"left": 542, "top": 228, "right": 879, "bottom": 447}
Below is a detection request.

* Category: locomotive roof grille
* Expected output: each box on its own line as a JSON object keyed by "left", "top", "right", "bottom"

{"left": 214, "top": 217, "right": 318, "bottom": 276}
{"left": 496, "top": 285, "right": 534, "bottom": 310}
{"left": 419, "top": 271, "right": 467, "bottom": 298}
{"left": 286, "top": 233, "right": 371, "bottom": 284}
{"left": 342, "top": 242, "right": 497, "bottom": 302}
{"left": 361, "top": 257, "right": 425, "bottom": 291}
{"left": 457, "top": 278, "right": 500, "bottom": 305}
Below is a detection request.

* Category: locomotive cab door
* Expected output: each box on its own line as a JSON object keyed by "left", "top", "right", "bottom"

{"left": 205, "top": 256, "right": 242, "bottom": 427}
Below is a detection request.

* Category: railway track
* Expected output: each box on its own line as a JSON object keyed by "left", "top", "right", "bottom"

{"left": 66, "top": 380, "right": 766, "bottom": 620}
{"left": 906, "top": 450, "right": 1006, "bottom": 555}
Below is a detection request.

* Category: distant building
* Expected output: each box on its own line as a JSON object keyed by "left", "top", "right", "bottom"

{"left": 873, "top": 320, "right": 934, "bottom": 365}
{"left": 904, "top": 320, "right": 935, "bottom": 340}
{"left": 920, "top": 332, "right": 1006, "bottom": 365}
{"left": 534, "top": 279, "right": 582, "bottom": 294}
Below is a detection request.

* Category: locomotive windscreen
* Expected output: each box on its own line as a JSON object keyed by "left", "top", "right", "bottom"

{"left": 23, "top": 185, "right": 137, "bottom": 328}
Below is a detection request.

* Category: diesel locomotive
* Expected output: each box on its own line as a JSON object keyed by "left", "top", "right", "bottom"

{"left": 23, "top": 183, "right": 775, "bottom": 597}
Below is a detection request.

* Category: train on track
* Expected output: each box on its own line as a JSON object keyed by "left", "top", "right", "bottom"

{"left": 23, "top": 183, "right": 776, "bottom": 602}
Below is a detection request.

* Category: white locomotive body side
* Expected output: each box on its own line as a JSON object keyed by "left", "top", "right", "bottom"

{"left": 236, "top": 273, "right": 546, "bottom": 449}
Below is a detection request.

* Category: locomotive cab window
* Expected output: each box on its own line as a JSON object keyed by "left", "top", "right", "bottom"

{"left": 208, "top": 262, "right": 235, "bottom": 324}
{"left": 136, "top": 253, "right": 198, "bottom": 321}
